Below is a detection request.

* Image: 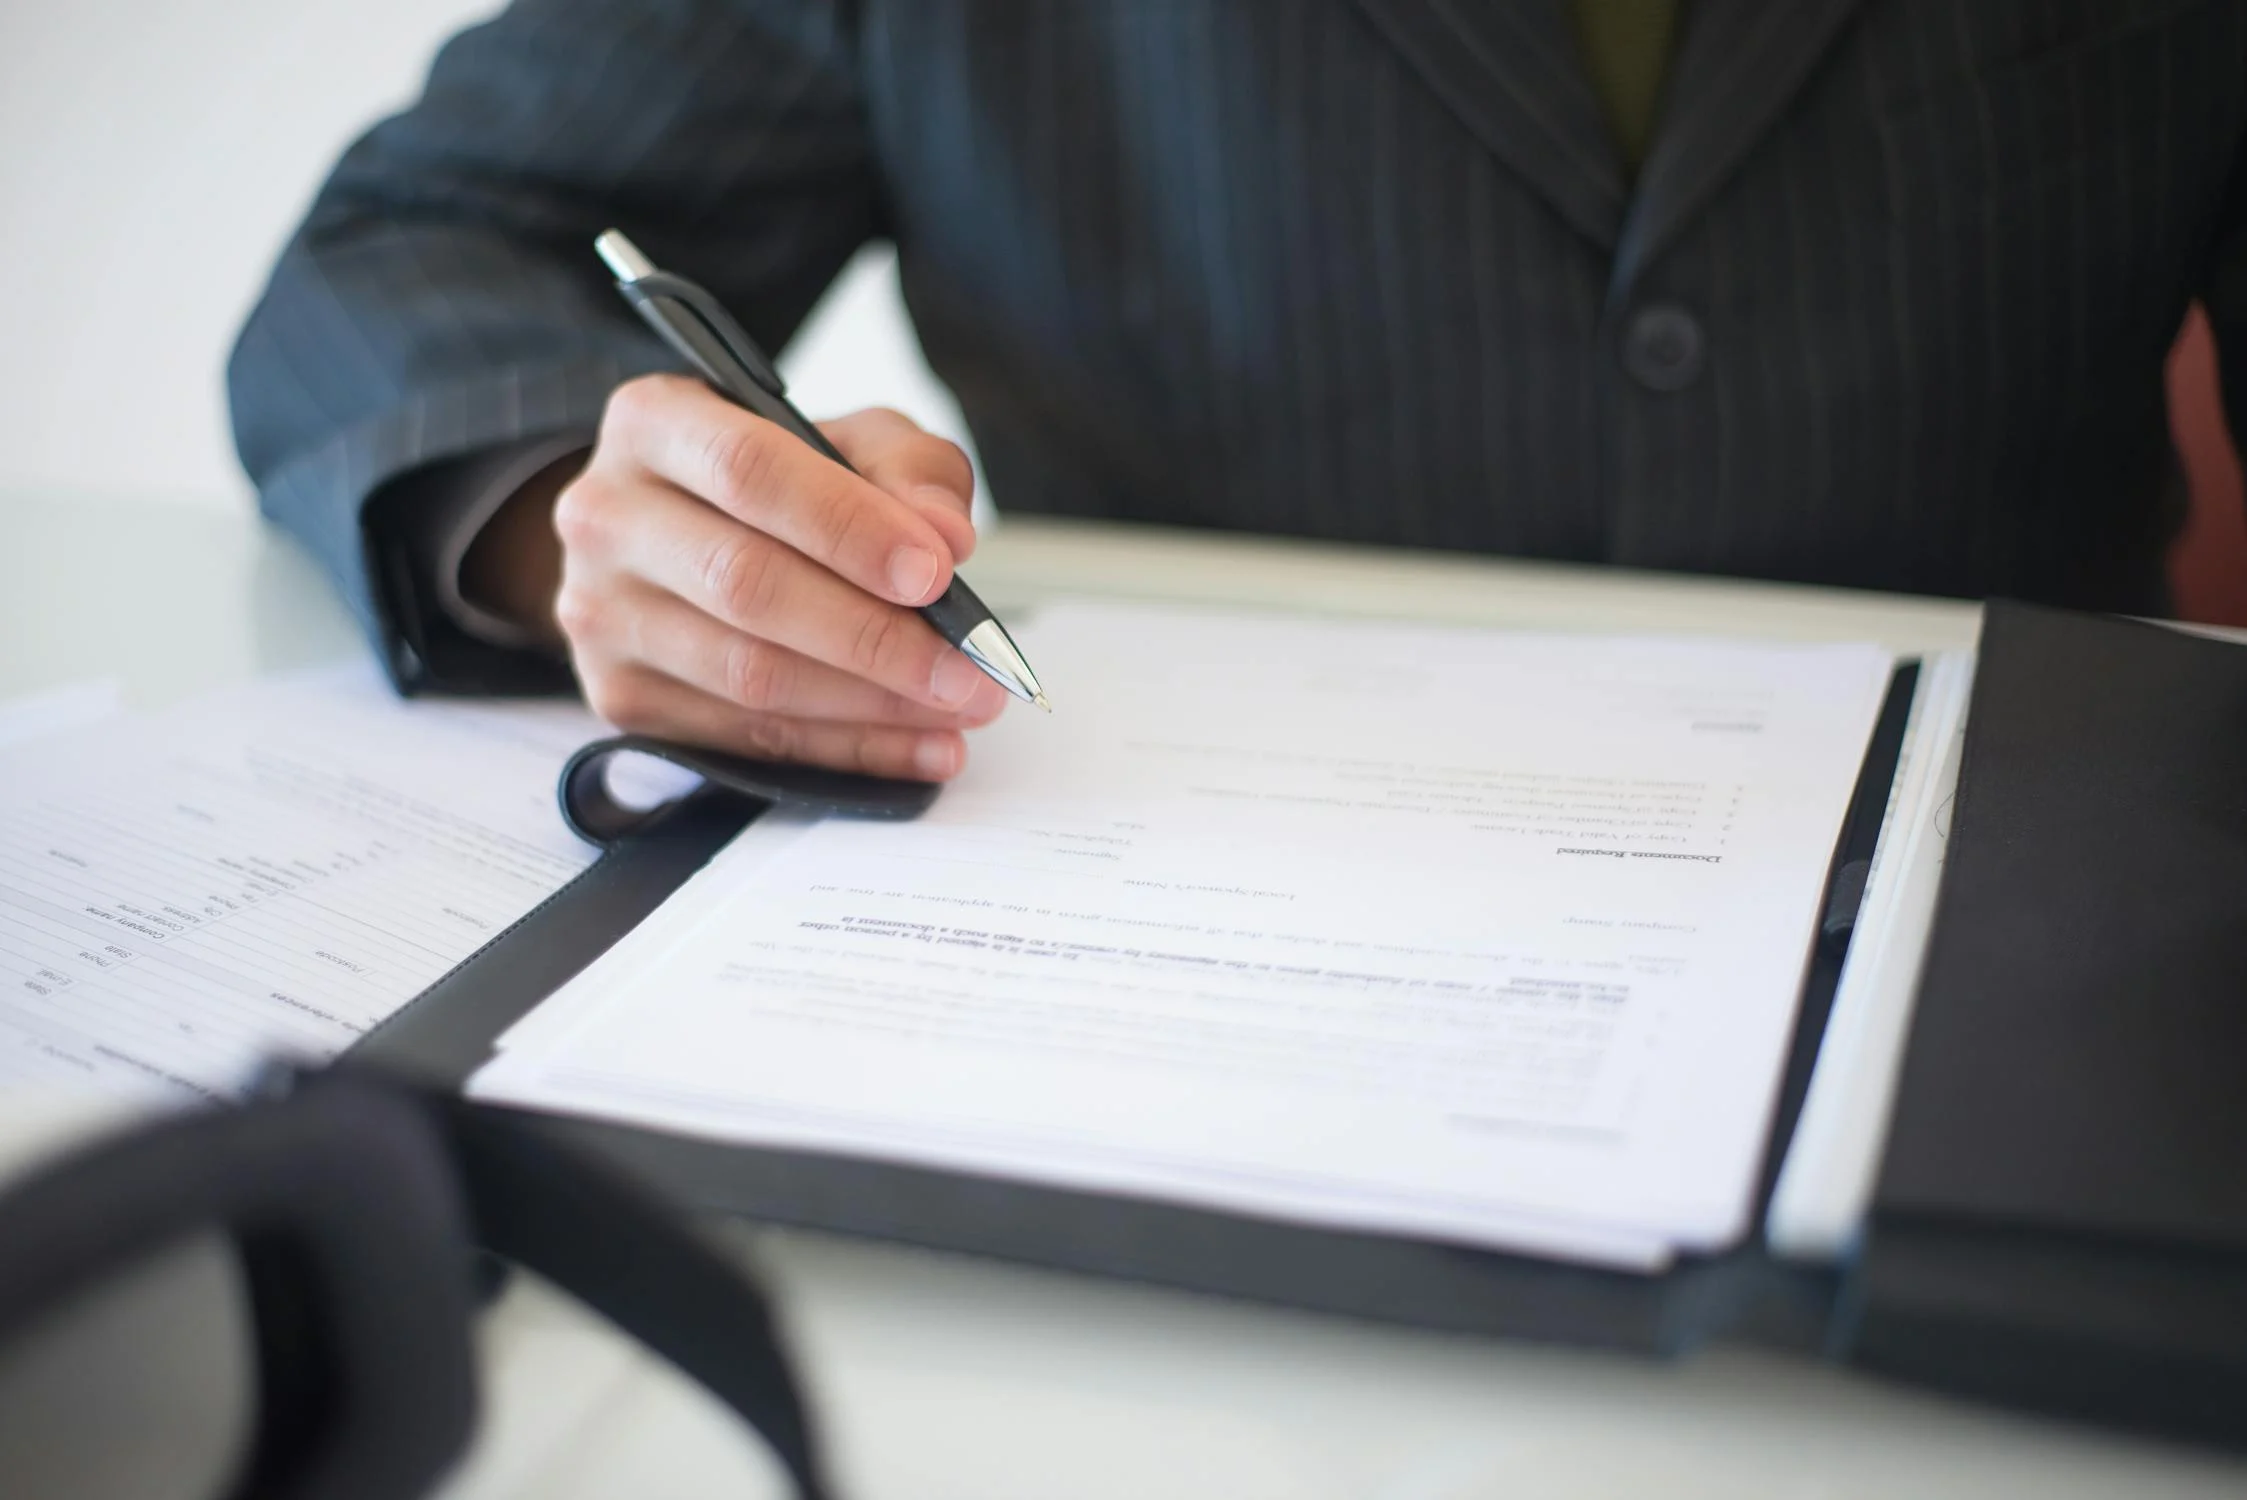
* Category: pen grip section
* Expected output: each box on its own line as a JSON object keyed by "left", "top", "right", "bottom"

{"left": 920, "top": 578, "right": 994, "bottom": 642}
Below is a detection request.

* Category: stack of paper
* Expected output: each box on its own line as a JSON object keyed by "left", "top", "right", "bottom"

{"left": 476, "top": 601, "right": 1896, "bottom": 1270}
{"left": 0, "top": 668, "right": 606, "bottom": 1102}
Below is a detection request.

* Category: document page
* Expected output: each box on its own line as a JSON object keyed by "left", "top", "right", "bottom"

{"left": 0, "top": 667, "right": 603, "bottom": 1102}
{"left": 476, "top": 602, "right": 1893, "bottom": 1264}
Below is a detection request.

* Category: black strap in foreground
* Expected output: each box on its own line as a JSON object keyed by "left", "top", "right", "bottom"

{"left": 0, "top": 1082, "right": 479, "bottom": 1500}
{"left": 560, "top": 733, "right": 940, "bottom": 845}
{"left": 0, "top": 1074, "right": 837, "bottom": 1500}
{"left": 417, "top": 1089, "right": 838, "bottom": 1500}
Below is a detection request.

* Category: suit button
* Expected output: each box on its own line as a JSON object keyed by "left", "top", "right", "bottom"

{"left": 1622, "top": 304, "right": 1706, "bottom": 392}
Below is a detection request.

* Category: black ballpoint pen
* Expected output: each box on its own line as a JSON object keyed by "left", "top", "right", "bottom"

{"left": 594, "top": 229, "right": 1049, "bottom": 712}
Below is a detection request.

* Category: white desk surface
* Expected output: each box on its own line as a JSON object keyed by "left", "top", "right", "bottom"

{"left": 4, "top": 486, "right": 2242, "bottom": 1500}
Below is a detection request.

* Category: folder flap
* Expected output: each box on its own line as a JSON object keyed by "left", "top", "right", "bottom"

{"left": 1875, "top": 602, "right": 2247, "bottom": 1251}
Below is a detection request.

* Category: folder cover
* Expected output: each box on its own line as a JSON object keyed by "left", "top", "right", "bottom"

{"left": 1850, "top": 601, "right": 2247, "bottom": 1447}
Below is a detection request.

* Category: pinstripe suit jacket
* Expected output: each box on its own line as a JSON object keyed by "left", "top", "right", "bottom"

{"left": 228, "top": 0, "right": 2247, "bottom": 694}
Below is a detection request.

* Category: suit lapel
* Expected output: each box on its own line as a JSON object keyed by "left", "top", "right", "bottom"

{"left": 1349, "top": 0, "right": 1630, "bottom": 251}
{"left": 1611, "top": 0, "right": 1871, "bottom": 299}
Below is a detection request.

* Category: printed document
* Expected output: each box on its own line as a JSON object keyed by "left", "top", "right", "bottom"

{"left": 476, "top": 601, "right": 1894, "bottom": 1266}
{"left": 0, "top": 668, "right": 604, "bottom": 1102}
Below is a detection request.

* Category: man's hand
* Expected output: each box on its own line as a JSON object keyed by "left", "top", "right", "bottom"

{"left": 542, "top": 375, "right": 1007, "bottom": 780}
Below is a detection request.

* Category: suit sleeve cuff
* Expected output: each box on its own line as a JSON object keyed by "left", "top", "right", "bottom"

{"left": 364, "top": 435, "right": 592, "bottom": 697}
{"left": 417, "top": 435, "right": 591, "bottom": 649}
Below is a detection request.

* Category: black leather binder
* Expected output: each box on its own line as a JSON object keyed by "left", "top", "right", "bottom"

{"left": 1850, "top": 602, "right": 2247, "bottom": 1445}
{"left": 345, "top": 602, "right": 2247, "bottom": 1451}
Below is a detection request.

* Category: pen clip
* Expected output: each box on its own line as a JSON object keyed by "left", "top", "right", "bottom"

{"left": 619, "top": 270, "right": 790, "bottom": 399}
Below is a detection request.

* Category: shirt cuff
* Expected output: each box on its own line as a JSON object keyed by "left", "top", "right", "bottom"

{"left": 418, "top": 435, "right": 591, "bottom": 649}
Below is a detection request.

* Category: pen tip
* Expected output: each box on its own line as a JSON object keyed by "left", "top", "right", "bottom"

{"left": 1033, "top": 693, "right": 1052, "bottom": 713}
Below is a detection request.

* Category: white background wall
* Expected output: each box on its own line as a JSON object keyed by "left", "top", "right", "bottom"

{"left": 0, "top": 0, "right": 964, "bottom": 514}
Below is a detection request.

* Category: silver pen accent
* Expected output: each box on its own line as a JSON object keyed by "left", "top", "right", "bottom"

{"left": 962, "top": 619, "right": 1051, "bottom": 712}
{"left": 594, "top": 229, "right": 657, "bottom": 282}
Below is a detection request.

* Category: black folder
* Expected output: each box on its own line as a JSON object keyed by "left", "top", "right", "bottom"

{"left": 346, "top": 602, "right": 2247, "bottom": 1451}
{"left": 1850, "top": 602, "right": 2247, "bottom": 1443}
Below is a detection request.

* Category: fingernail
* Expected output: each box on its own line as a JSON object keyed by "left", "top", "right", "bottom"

{"left": 888, "top": 545, "right": 941, "bottom": 603}
{"left": 930, "top": 648, "right": 986, "bottom": 707}
{"left": 914, "top": 734, "right": 961, "bottom": 779}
